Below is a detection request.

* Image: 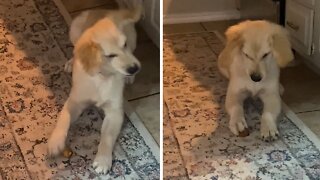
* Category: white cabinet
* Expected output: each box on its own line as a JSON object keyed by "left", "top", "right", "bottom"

{"left": 293, "top": 0, "right": 315, "bottom": 8}
{"left": 141, "top": 0, "right": 160, "bottom": 47}
{"left": 115, "top": 0, "right": 160, "bottom": 47}
{"left": 285, "top": 0, "right": 320, "bottom": 71}
{"left": 286, "top": 0, "right": 314, "bottom": 55}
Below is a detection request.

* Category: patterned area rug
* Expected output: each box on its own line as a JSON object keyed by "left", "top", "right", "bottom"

{"left": 0, "top": 0, "right": 159, "bottom": 179}
{"left": 163, "top": 32, "right": 320, "bottom": 180}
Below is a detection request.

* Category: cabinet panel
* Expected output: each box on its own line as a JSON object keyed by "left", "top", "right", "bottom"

{"left": 292, "top": 0, "right": 315, "bottom": 8}
{"left": 286, "top": 0, "right": 314, "bottom": 55}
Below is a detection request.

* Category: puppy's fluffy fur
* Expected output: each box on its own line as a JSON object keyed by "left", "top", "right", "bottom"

{"left": 218, "top": 20, "right": 293, "bottom": 141}
{"left": 47, "top": 7, "right": 141, "bottom": 174}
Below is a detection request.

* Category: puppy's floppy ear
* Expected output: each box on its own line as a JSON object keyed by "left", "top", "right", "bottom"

{"left": 270, "top": 25, "right": 294, "bottom": 68}
{"left": 225, "top": 21, "right": 247, "bottom": 43}
{"left": 223, "top": 21, "right": 248, "bottom": 54}
{"left": 74, "top": 40, "right": 102, "bottom": 74}
{"left": 218, "top": 22, "right": 246, "bottom": 78}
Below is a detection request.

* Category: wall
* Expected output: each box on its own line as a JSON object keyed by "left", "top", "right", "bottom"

{"left": 164, "top": 0, "right": 239, "bottom": 24}
{"left": 239, "top": 0, "right": 278, "bottom": 21}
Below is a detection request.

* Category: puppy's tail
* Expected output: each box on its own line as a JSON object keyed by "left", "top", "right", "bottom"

{"left": 112, "top": 5, "right": 143, "bottom": 25}
{"left": 126, "top": 5, "right": 143, "bottom": 22}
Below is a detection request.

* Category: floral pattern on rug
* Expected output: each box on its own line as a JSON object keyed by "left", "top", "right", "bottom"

{"left": 0, "top": 0, "right": 159, "bottom": 179}
{"left": 163, "top": 32, "right": 320, "bottom": 180}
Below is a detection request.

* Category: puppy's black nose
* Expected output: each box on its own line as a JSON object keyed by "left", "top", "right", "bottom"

{"left": 250, "top": 73, "right": 262, "bottom": 82}
{"left": 126, "top": 64, "right": 140, "bottom": 75}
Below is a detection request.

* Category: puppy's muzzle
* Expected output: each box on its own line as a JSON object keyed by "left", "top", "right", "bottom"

{"left": 250, "top": 73, "right": 262, "bottom": 82}
{"left": 126, "top": 64, "right": 140, "bottom": 75}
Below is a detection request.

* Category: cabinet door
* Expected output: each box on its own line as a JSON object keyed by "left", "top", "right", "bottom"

{"left": 286, "top": 0, "right": 314, "bottom": 55}
{"left": 293, "top": 0, "right": 315, "bottom": 8}
{"left": 115, "top": 0, "right": 160, "bottom": 47}
{"left": 141, "top": 0, "right": 160, "bottom": 47}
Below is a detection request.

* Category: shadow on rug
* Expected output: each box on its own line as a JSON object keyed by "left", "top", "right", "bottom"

{"left": 0, "top": 0, "right": 159, "bottom": 179}
{"left": 163, "top": 31, "right": 320, "bottom": 180}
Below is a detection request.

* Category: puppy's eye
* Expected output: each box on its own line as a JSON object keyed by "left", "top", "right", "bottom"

{"left": 105, "top": 54, "right": 118, "bottom": 58}
{"left": 262, "top": 52, "right": 270, "bottom": 59}
{"left": 123, "top": 42, "right": 127, "bottom": 48}
{"left": 243, "top": 52, "right": 253, "bottom": 60}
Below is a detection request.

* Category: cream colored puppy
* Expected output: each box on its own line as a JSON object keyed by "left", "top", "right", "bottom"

{"left": 218, "top": 20, "right": 293, "bottom": 141}
{"left": 47, "top": 8, "right": 141, "bottom": 174}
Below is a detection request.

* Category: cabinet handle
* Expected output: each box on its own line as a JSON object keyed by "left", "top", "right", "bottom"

{"left": 286, "top": 21, "right": 299, "bottom": 31}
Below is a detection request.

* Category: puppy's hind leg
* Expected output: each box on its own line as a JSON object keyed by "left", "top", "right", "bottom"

{"left": 226, "top": 88, "right": 248, "bottom": 136}
{"left": 47, "top": 97, "right": 86, "bottom": 156}
{"left": 93, "top": 104, "right": 124, "bottom": 174}
{"left": 260, "top": 92, "right": 281, "bottom": 141}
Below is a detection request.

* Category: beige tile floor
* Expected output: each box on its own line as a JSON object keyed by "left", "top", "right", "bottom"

{"left": 61, "top": 0, "right": 160, "bottom": 144}
{"left": 130, "top": 95, "right": 160, "bottom": 144}
{"left": 165, "top": 20, "right": 320, "bottom": 138}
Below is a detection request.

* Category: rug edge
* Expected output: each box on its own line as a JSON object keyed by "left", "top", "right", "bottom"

{"left": 283, "top": 103, "right": 320, "bottom": 150}
{"left": 124, "top": 100, "right": 160, "bottom": 162}
{"left": 52, "top": 0, "right": 72, "bottom": 26}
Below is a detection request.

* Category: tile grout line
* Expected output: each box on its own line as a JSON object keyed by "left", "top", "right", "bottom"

{"left": 295, "top": 109, "right": 320, "bottom": 114}
{"left": 200, "top": 22, "right": 208, "bottom": 31}
{"left": 127, "top": 92, "right": 160, "bottom": 102}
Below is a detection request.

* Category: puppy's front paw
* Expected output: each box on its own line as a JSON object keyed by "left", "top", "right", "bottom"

{"left": 93, "top": 154, "right": 112, "bottom": 174}
{"left": 229, "top": 117, "right": 249, "bottom": 136}
{"left": 261, "top": 117, "right": 279, "bottom": 142}
{"left": 47, "top": 129, "right": 66, "bottom": 156}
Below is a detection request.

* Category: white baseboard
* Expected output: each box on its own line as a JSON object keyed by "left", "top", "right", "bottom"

{"left": 164, "top": 10, "right": 240, "bottom": 24}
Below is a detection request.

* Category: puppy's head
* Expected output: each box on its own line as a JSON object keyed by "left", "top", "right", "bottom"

{"left": 225, "top": 20, "right": 294, "bottom": 82}
{"left": 74, "top": 9, "right": 141, "bottom": 76}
